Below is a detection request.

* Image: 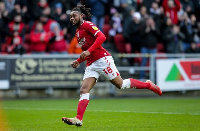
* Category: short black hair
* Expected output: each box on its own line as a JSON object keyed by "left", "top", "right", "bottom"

{"left": 72, "top": 5, "right": 92, "bottom": 17}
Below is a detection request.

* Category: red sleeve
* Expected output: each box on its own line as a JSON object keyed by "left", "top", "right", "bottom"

{"left": 87, "top": 31, "right": 106, "bottom": 53}
{"left": 30, "top": 32, "right": 41, "bottom": 43}
{"left": 77, "top": 57, "right": 86, "bottom": 63}
{"left": 162, "top": 0, "right": 168, "bottom": 11}
{"left": 30, "top": 32, "right": 49, "bottom": 43}
{"left": 83, "top": 21, "right": 106, "bottom": 53}
{"left": 76, "top": 31, "right": 106, "bottom": 63}
{"left": 43, "top": 33, "right": 50, "bottom": 43}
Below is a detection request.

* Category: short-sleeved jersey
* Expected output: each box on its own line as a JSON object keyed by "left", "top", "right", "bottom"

{"left": 75, "top": 20, "right": 110, "bottom": 66}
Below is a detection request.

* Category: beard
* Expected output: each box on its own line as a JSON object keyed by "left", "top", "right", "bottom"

{"left": 73, "top": 16, "right": 81, "bottom": 26}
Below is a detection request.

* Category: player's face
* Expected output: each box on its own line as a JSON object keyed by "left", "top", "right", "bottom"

{"left": 70, "top": 11, "right": 82, "bottom": 26}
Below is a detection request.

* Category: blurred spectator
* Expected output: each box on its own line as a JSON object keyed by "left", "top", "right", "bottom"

{"left": 30, "top": 22, "right": 49, "bottom": 54}
{"left": 6, "top": 36, "right": 25, "bottom": 54}
{"left": 149, "top": 2, "right": 164, "bottom": 29}
{"left": 4, "top": 1, "right": 28, "bottom": 23}
{"left": 4, "top": 0, "right": 16, "bottom": 13}
{"left": 136, "top": 0, "right": 156, "bottom": 12}
{"left": 42, "top": 7, "right": 51, "bottom": 19}
{"left": 38, "top": 0, "right": 49, "bottom": 11}
{"left": 197, "top": 22, "right": 200, "bottom": 43}
{"left": 35, "top": 0, "right": 52, "bottom": 20}
{"left": 120, "top": 1, "right": 135, "bottom": 21}
{"left": 185, "top": 42, "right": 200, "bottom": 53}
{"left": 32, "top": 14, "right": 57, "bottom": 33}
{"left": 0, "top": 0, "right": 200, "bottom": 57}
{"left": 108, "top": 0, "right": 123, "bottom": 11}
{"left": 0, "top": 1, "right": 7, "bottom": 45}
{"left": 122, "top": 6, "right": 135, "bottom": 34}
{"left": 140, "top": 17, "right": 160, "bottom": 79}
{"left": 68, "top": 36, "right": 82, "bottom": 54}
{"left": 139, "top": 5, "right": 148, "bottom": 22}
{"left": 162, "top": 0, "right": 181, "bottom": 24}
{"left": 180, "top": 0, "right": 194, "bottom": 14}
{"left": 190, "top": 14, "right": 200, "bottom": 44}
{"left": 162, "top": 24, "right": 185, "bottom": 53}
{"left": 179, "top": 12, "right": 193, "bottom": 51}
{"left": 123, "top": 12, "right": 143, "bottom": 53}
{"left": 108, "top": 11, "right": 122, "bottom": 37}
{"left": 48, "top": 22, "right": 68, "bottom": 54}
{"left": 5, "top": 14, "right": 26, "bottom": 54}
{"left": 154, "top": 0, "right": 162, "bottom": 6}
{"left": 51, "top": 3, "right": 69, "bottom": 30}
{"left": 26, "top": 0, "right": 42, "bottom": 22}
{"left": 192, "top": 0, "right": 200, "bottom": 21}
{"left": 162, "top": 11, "right": 173, "bottom": 30}
{"left": 150, "top": 2, "right": 161, "bottom": 15}
{"left": 123, "top": 12, "right": 144, "bottom": 65}
{"left": 160, "top": 14, "right": 173, "bottom": 51}
{"left": 87, "top": 0, "right": 108, "bottom": 31}
{"left": 49, "top": 0, "right": 78, "bottom": 12}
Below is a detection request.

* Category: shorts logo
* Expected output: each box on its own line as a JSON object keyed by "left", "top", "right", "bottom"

{"left": 92, "top": 26, "right": 98, "bottom": 30}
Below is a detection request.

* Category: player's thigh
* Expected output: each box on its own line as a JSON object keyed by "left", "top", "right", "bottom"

{"left": 80, "top": 77, "right": 96, "bottom": 94}
{"left": 83, "top": 65, "right": 100, "bottom": 80}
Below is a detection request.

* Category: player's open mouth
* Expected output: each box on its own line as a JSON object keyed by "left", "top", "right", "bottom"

{"left": 72, "top": 20, "right": 76, "bottom": 24}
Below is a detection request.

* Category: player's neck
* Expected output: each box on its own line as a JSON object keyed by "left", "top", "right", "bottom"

{"left": 77, "top": 20, "right": 84, "bottom": 28}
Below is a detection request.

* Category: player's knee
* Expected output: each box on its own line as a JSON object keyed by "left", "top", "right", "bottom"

{"left": 80, "top": 86, "right": 90, "bottom": 94}
{"left": 111, "top": 77, "right": 123, "bottom": 89}
{"left": 115, "top": 83, "right": 122, "bottom": 89}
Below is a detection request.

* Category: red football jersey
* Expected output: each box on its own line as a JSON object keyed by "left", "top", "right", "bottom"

{"left": 75, "top": 20, "right": 110, "bottom": 66}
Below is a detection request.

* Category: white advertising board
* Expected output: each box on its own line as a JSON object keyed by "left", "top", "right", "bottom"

{"left": 0, "top": 80, "right": 9, "bottom": 89}
{"left": 156, "top": 59, "right": 200, "bottom": 91}
{"left": 0, "top": 60, "right": 9, "bottom": 89}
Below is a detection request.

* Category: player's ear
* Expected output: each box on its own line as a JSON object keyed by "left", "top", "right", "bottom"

{"left": 80, "top": 13, "right": 83, "bottom": 18}
{"left": 80, "top": 13, "right": 86, "bottom": 19}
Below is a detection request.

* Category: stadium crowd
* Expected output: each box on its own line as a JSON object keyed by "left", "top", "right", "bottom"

{"left": 0, "top": 0, "right": 200, "bottom": 56}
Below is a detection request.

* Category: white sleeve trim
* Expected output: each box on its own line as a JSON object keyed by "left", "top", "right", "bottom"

{"left": 94, "top": 30, "right": 100, "bottom": 36}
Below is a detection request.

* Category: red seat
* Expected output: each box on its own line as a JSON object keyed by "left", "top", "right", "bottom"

{"left": 197, "top": 43, "right": 200, "bottom": 48}
{"left": 102, "top": 24, "right": 111, "bottom": 40}
{"left": 134, "top": 51, "right": 142, "bottom": 65}
{"left": 0, "top": 52, "right": 8, "bottom": 55}
{"left": 125, "top": 43, "right": 131, "bottom": 53}
{"left": 157, "top": 43, "right": 164, "bottom": 53}
{"left": 104, "top": 15, "right": 110, "bottom": 24}
{"left": 24, "top": 34, "right": 30, "bottom": 43}
{"left": 1, "top": 43, "right": 7, "bottom": 52}
{"left": 114, "top": 34, "right": 126, "bottom": 53}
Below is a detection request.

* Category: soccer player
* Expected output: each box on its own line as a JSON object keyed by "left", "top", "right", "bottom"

{"left": 62, "top": 5, "right": 162, "bottom": 127}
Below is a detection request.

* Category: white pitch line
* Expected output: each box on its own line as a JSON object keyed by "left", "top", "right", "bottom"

{"left": 2, "top": 107, "right": 200, "bottom": 116}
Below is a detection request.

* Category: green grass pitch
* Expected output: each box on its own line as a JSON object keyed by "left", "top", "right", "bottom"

{"left": 1, "top": 98, "right": 200, "bottom": 131}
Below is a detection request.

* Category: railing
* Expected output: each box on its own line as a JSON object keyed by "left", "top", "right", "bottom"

{"left": 117, "top": 53, "right": 200, "bottom": 83}
{"left": 1, "top": 53, "right": 200, "bottom": 89}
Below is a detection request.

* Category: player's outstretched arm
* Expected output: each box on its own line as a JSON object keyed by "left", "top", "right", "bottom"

{"left": 87, "top": 31, "right": 106, "bottom": 53}
{"left": 80, "top": 50, "right": 90, "bottom": 60}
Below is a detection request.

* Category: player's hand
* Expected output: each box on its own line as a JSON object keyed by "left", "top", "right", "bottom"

{"left": 71, "top": 60, "right": 79, "bottom": 68}
{"left": 80, "top": 50, "right": 90, "bottom": 60}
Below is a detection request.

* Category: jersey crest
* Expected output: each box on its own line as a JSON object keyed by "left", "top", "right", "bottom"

{"left": 78, "top": 37, "right": 86, "bottom": 48}
{"left": 92, "top": 26, "right": 98, "bottom": 30}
